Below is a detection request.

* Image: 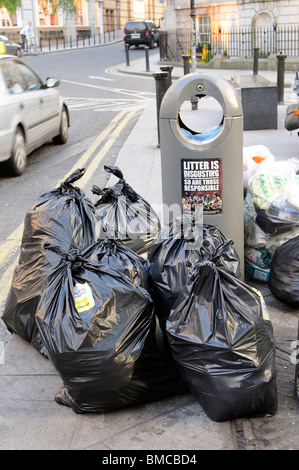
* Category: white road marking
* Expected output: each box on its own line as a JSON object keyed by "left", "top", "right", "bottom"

{"left": 64, "top": 96, "right": 153, "bottom": 112}
{"left": 61, "top": 79, "right": 155, "bottom": 98}
{"left": 89, "top": 75, "right": 115, "bottom": 81}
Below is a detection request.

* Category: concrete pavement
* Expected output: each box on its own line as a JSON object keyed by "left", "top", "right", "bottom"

{"left": 0, "top": 51, "right": 299, "bottom": 451}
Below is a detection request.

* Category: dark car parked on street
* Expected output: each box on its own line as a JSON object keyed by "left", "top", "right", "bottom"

{"left": 0, "top": 35, "right": 22, "bottom": 57}
{"left": 124, "top": 20, "right": 159, "bottom": 49}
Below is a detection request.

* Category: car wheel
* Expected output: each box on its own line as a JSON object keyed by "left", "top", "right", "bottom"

{"left": 53, "top": 106, "right": 68, "bottom": 144}
{"left": 6, "top": 128, "right": 26, "bottom": 176}
{"left": 16, "top": 48, "right": 22, "bottom": 57}
{"left": 149, "top": 37, "right": 154, "bottom": 49}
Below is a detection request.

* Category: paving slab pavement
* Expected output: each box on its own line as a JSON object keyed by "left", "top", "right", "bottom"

{"left": 0, "top": 52, "right": 299, "bottom": 452}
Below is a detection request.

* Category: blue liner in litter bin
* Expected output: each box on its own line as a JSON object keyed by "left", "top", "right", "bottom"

{"left": 181, "top": 125, "right": 222, "bottom": 141}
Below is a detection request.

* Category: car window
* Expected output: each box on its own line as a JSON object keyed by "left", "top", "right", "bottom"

{"left": 0, "top": 59, "right": 27, "bottom": 94}
{"left": 0, "top": 35, "right": 10, "bottom": 44}
{"left": 17, "top": 62, "right": 42, "bottom": 90}
{"left": 125, "top": 22, "right": 146, "bottom": 32}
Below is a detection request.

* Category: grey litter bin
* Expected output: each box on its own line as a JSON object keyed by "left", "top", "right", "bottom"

{"left": 159, "top": 73, "right": 244, "bottom": 276}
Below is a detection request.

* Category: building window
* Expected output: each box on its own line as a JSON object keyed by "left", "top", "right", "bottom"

{"left": 38, "top": 0, "right": 60, "bottom": 26}
{"left": 0, "top": 6, "right": 17, "bottom": 27}
{"left": 133, "top": 1, "right": 145, "bottom": 19}
{"left": 74, "top": 0, "right": 88, "bottom": 26}
{"left": 197, "top": 15, "right": 211, "bottom": 45}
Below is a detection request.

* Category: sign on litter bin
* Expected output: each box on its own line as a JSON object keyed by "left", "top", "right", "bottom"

{"left": 159, "top": 73, "right": 244, "bottom": 275}
{"left": 182, "top": 157, "right": 222, "bottom": 214}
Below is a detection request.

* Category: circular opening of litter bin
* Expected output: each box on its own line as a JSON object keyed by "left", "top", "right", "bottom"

{"left": 179, "top": 96, "right": 224, "bottom": 141}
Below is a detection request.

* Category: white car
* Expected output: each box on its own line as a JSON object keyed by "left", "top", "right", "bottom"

{"left": 0, "top": 54, "right": 69, "bottom": 176}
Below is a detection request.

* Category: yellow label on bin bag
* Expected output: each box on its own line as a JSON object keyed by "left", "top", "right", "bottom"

{"left": 74, "top": 282, "right": 95, "bottom": 313}
{"left": 251, "top": 287, "right": 270, "bottom": 322}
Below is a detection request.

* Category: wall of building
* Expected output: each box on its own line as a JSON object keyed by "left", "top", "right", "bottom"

{"left": 0, "top": 0, "right": 165, "bottom": 39}
{"left": 164, "top": 0, "right": 299, "bottom": 61}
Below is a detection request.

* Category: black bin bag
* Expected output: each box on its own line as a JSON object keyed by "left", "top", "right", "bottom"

{"left": 92, "top": 165, "right": 160, "bottom": 256}
{"left": 269, "top": 235, "right": 299, "bottom": 306}
{"left": 147, "top": 212, "right": 241, "bottom": 332}
{"left": 2, "top": 169, "right": 98, "bottom": 357}
{"left": 36, "top": 244, "right": 186, "bottom": 414}
{"left": 166, "top": 260, "right": 278, "bottom": 422}
{"left": 84, "top": 237, "right": 151, "bottom": 292}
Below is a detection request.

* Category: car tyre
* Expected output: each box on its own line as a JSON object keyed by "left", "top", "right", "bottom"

{"left": 53, "top": 106, "right": 68, "bottom": 144}
{"left": 149, "top": 37, "right": 154, "bottom": 49}
{"left": 16, "top": 48, "right": 22, "bottom": 57}
{"left": 6, "top": 128, "right": 26, "bottom": 176}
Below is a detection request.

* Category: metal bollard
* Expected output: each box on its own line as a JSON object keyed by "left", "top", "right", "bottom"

{"left": 160, "top": 65, "right": 173, "bottom": 89}
{"left": 190, "top": 96, "right": 198, "bottom": 110}
{"left": 277, "top": 53, "right": 287, "bottom": 104}
{"left": 125, "top": 43, "right": 130, "bottom": 66}
{"left": 253, "top": 48, "right": 259, "bottom": 75}
{"left": 145, "top": 46, "right": 150, "bottom": 72}
{"left": 182, "top": 54, "right": 190, "bottom": 75}
{"left": 153, "top": 71, "right": 169, "bottom": 148}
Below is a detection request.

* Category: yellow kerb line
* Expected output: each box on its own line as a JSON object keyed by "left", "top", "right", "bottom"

{"left": 56, "top": 110, "right": 127, "bottom": 185}
{"left": 0, "top": 110, "right": 126, "bottom": 268}
{"left": 77, "top": 109, "right": 138, "bottom": 188}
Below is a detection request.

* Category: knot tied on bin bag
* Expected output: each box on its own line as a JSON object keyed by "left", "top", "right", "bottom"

{"left": 166, "top": 260, "right": 278, "bottom": 422}
{"left": 2, "top": 169, "right": 99, "bottom": 357}
{"left": 35, "top": 242, "right": 186, "bottom": 414}
{"left": 84, "top": 237, "right": 150, "bottom": 291}
{"left": 92, "top": 165, "right": 160, "bottom": 256}
{"left": 147, "top": 211, "right": 241, "bottom": 332}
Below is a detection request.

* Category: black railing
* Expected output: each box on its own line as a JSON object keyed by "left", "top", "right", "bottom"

{"left": 169, "top": 25, "right": 299, "bottom": 62}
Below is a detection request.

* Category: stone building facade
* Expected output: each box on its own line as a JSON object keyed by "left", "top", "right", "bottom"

{"left": 164, "top": 0, "right": 299, "bottom": 60}
{"left": 0, "top": 0, "right": 165, "bottom": 43}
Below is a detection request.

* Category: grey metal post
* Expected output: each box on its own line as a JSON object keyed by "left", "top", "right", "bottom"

{"left": 182, "top": 54, "right": 190, "bottom": 75}
{"left": 145, "top": 46, "right": 150, "bottom": 72}
{"left": 160, "top": 65, "right": 173, "bottom": 89}
{"left": 190, "top": 96, "right": 198, "bottom": 110}
{"left": 153, "top": 71, "right": 169, "bottom": 148}
{"left": 159, "top": 30, "right": 168, "bottom": 61}
{"left": 125, "top": 43, "right": 130, "bottom": 66}
{"left": 277, "top": 53, "right": 287, "bottom": 104}
{"left": 253, "top": 48, "right": 259, "bottom": 75}
{"left": 190, "top": 0, "right": 196, "bottom": 73}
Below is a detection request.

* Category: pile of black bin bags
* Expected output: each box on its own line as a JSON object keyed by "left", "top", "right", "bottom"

{"left": 2, "top": 166, "right": 278, "bottom": 421}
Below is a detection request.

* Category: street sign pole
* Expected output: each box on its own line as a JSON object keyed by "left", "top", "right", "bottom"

{"left": 190, "top": 0, "right": 196, "bottom": 73}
